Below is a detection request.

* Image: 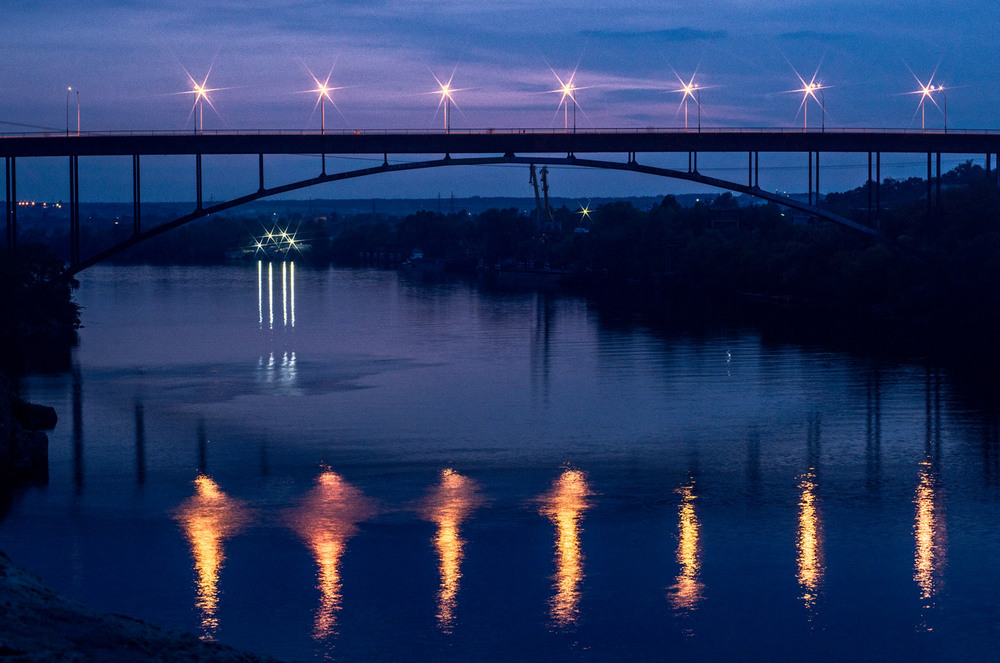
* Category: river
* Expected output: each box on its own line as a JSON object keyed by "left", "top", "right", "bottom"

{"left": 2, "top": 263, "right": 999, "bottom": 662}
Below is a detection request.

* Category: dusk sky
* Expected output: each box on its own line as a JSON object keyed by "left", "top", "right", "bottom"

{"left": 5, "top": 1, "right": 1000, "bottom": 201}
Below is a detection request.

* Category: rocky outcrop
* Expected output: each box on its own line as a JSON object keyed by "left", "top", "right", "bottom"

{"left": 0, "top": 550, "right": 283, "bottom": 662}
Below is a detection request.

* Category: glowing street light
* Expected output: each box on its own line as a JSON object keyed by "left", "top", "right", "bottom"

{"left": 303, "top": 67, "right": 346, "bottom": 135}
{"left": 796, "top": 82, "right": 824, "bottom": 132}
{"left": 909, "top": 73, "right": 946, "bottom": 133}
{"left": 672, "top": 73, "right": 702, "bottom": 132}
{"left": 429, "top": 72, "right": 464, "bottom": 134}
{"left": 784, "top": 63, "right": 828, "bottom": 133}
{"left": 547, "top": 70, "right": 584, "bottom": 133}
{"left": 179, "top": 68, "right": 223, "bottom": 135}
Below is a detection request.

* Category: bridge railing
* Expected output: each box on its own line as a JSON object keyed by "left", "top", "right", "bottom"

{"left": 3, "top": 127, "right": 1000, "bottom": 139}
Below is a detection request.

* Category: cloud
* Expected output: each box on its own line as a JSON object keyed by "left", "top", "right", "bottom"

{"left": 580, "top": 28, "right": 728, "bottom": 42}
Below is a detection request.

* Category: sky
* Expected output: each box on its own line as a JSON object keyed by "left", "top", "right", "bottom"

{"left": 3, "top": 0, "right": 1000, "bottom": 202}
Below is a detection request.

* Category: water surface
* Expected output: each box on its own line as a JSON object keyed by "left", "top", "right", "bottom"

{"left": 3, "top": 264, "right": 999, "bottom": 662}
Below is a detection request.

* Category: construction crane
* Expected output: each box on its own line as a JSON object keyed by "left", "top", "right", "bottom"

{"left": 528, "top": 164, "right": 553, "bottom": 226}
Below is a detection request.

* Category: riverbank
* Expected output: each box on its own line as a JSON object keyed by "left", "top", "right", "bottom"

{"left": 0, "top": 549, "right": 281, "bottom": 662}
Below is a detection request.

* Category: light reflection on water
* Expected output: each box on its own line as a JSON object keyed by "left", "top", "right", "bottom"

{"left": 6, "top": 265, "right": 1000, "bottom": 661}
{"left": 913, "top": 455, "right": 946, "bottom": 630}
{"left": 796, "top": 470, "right": 823, "bottom": 615}
{"left": 668, "top": 481, "right": 703, "bottom": 615}
{"left": 538, "top": 469, "right": 591, "bottom": 629}
{"left": 172, "top": 475, "right": 252, "bottom": 640}
{"left": 286, "top": 471, "right": 376, "bottom": 641}
{"left": 419, "top": 469, "right": 484, "bottom": 633}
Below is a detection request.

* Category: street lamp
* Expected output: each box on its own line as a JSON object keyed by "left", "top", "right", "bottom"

{"left": 797, "top": 82, "right": 823, "bottom": 132}
{"left": 66, "top": 87, "right": 72, "bottom": 136}
{"left": 910, "top": 75, "right": 945, "bottom": 133}
{"left": 429, "top": 72, "right": 463, "bottom": 134}
{"left": 675, "top": 80, "right": 701, "bottom": 132}
{"left": 939, "top": 85, "right": 947, "bottom": 133}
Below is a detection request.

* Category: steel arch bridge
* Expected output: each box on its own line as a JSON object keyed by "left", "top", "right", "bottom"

{"left": 3, "top": 129, "right": 1000, "bottom": 273}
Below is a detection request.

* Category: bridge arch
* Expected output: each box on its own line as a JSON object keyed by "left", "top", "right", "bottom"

{"left": 67, "top": 153, "right": 887, "bottom": 275}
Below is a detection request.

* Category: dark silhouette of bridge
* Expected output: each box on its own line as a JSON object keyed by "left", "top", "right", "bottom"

{"left": 3, "top": 129, "right": 1000, "bottom": 273}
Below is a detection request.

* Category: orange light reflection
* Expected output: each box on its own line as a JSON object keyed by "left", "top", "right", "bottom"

{"left": 420, "top": 469, "right": 484, "bottom": 632}
{"left": 914, "top": 458, "right": 946, "bottom": 628}
{"left": 172, "top": 475, "right": 251, "bottom": 640}
{"left": 287, "top": 471, "right": 376, "bottom": 640}
{"left": 538, "top": 469, "right": 591, "bottom": 628}
{"left": 668, "top": 481, "right": 703, "bottom": 612}
{"left": 796, "top": 470, "right": 824, "bottom": 614}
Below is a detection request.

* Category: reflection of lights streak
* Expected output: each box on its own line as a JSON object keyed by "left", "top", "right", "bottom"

{"left": 538, "top": 469, "right": 591, "bottom": 628}
{"left": 267, "top": 262, "right": 274, "bottom": 329}
{"left": 282, "top": 261, "right": 287, "bottom": 328}
{"left": 287, "top": 471, "right": 376, "bottom": 640}
{"left": 290, "top": 261, "right": 296, "bottom": 328}
{"left": 257, "top": 261, "right": 263, "bottom": 328}
{"left": 420, "top": 469, "right": 484, "bottom": 632}
{"left": 668, "top": 481, "right": 703, "bottom": 612}
{"left": 796, "top": 471, "right": 824, "bottom": 612}
{"left": 914, "top": 458, "right": 946, "bottom": 622}
{"left": 173, "top": 475, "right": 251, "bottom": 640}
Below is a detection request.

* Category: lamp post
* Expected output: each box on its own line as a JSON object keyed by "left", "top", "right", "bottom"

{"left": 939, "top": 85, "right": 947, "bottom": 133}
{"left": 75, "top": 89, "right": 80, "bottom": 135}
{"left": 66, "top": 87, "right": 72, "bottom": 136}
{"left": 819, "top": 86, "right": 825, "bottom": 133}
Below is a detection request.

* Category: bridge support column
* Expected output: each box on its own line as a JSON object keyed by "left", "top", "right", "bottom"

{"left": 755, "top": 152, "right": 759, "bottom": 189}
{"left": 258, "top": 154, "right": 265, "bottom": 193}
{"left": 815, "top": 152, "right": 820, "bottom": 205}
{"left": 875, "top": 153, "right": 881, "bottom": 231}
{"left": 69, "top": 155, "right": 80, "bottom": 266}
{"left": 867, "top": 152, "right": 873, "bottom": 225}
{"left": 936, "top": 153, "right": 941, "bottom": 211}
{"left": 926, "top": 153, "right": 932, "bottom": 214}
{"left": 196, "top": 154, "right": 203, "bottom": 211}
{"left": 748, "top": 152, "right": 752, "bottom": 188}
{"left": 132, "top": 154, "right": 141, "bottom": 236}
{"left": 808, "top": 152, "right": 813, "bottom": 206}
{"left": 5, "top": 157, "right": 15, "bottom": 251}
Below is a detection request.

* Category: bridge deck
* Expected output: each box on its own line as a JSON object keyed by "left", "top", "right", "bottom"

{"left": 2, "top": 130, "right": 1000, "bottom": 158}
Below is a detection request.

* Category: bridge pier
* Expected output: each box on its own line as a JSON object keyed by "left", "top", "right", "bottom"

{"left": 132, "top": 154, "right": 141, "bottom": 237}
{"left": 5, "top": 156, "right": 16, "bottom": 250}
{"left": 195, "top": 153, "right": 203, "bottom": 211}
{"left": 69, "top": 155, "right": 80, "bottom": 265}
{"left": 936, "top": 153, "right": 942, "bottom": 211}
{"left": 258, "top": 153, "right": 265, "bottom": 193}
{"left": 926, "top": 153, "right": 932, "bottom": 214}
{"left": 808, "top": 152, "right": 813, "bottom": 206}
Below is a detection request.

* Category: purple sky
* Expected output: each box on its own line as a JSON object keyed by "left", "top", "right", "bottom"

{"left": 4, "top": 1, "right": 999, "bottom": 201}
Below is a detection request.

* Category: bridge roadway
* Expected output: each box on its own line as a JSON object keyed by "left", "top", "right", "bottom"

{"left": 2, "top": 128, "right": 1000, "bottom": 157}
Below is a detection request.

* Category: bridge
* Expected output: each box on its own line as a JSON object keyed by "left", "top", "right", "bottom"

{"left": 3, "top": 129, "right": 1000, "bottom": 273}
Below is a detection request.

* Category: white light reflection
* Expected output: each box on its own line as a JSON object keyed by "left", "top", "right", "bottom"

{"left": 172, "top": 475, "right": 251, "bottom": 641}
{"left": 286, "top": 470, "right": 376, "bottom": 641}
{"left": 282, "top": 261, "right": 288, "bottom": 328}
{"left": 268, "top": 262, "right": 274, "bottom": 329}
{"left": 257, "top": 261, "right": 263, "bottom": 328}
{"left": 538, "top": 468, "right": 591, "bottom": 629}
{"left": 290, "top": 261, "right": 296, "bottom": 327}
{"left": 419, "top": 469, "right": 485, "bottom": 633}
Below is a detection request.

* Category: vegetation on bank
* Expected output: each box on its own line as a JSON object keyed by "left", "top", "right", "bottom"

{"left": 15, "top": 160, "right": 1000, "bottom": 332}
{"left": 0, "top": 245, "right": 80, "bottom": 376}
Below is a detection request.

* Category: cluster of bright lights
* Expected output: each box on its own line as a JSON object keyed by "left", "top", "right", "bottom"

{"left": 253, "top": 225, "right": 301, "bottom": 256}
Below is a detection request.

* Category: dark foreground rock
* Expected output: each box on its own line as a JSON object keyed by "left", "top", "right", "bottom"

{"left": 0, "top": 550, "right": 283, "bottom": 662}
